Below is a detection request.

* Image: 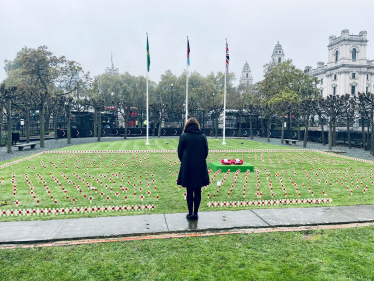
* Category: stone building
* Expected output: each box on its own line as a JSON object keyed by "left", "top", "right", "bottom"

{"left": 307, "top": 30, "right": 374, "bottom": 97}
{"left": 271, "top": 41, "right": 285, "bottom": 65}
{"left": 105, "top": 53, "right": 119, "bottom": 76}
{"left": 239, "top": 61, "right": 253, "bottom": 86}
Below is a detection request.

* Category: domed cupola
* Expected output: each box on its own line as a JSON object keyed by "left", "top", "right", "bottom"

{"left": 271, "top": 41, "right": 285, "bottom": 65}
{"left": 239, "top": 61, "right": 253, "bottom": 86}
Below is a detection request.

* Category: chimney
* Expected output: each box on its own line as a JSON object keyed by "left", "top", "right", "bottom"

{"left": 317, "top": 62, "right": 324, "bottom": 68}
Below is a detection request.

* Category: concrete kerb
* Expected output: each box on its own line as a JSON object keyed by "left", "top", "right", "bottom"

{"left": 1, "top": 221, "right": 374, "bottom": 249}
{"left": 1, "top": 207, "right": 374, "bottom": 245}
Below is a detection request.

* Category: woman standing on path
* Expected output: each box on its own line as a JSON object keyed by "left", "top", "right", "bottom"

{"left": 177, "top": 117, "right": 209, "bottom": 221}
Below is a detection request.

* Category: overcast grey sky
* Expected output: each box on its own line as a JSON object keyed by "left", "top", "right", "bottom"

{"left": 1, "top": 0, "right": 373, "bottom": 84}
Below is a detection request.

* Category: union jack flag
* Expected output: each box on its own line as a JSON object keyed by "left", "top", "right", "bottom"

{"left": 226, "top": 41, "right": 229, "bottom": 74}
{"left": 187, "top": 38, "right": 190, "bottom": 66}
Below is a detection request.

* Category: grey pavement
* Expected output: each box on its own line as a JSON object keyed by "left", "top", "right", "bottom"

{"left": 1, "top": 205, "right": 374, "bottom": 244}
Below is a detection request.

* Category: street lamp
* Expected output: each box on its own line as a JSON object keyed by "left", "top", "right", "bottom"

{"left": 212, "top": 93, "right": 215, "bottom": 134}
{"left": 170, "top": 84, "right": 174, "bottom": 108}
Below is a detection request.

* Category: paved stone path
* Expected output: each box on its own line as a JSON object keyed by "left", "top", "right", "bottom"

{"left": 1, "top": 205, "right": 374, "bottom": 244}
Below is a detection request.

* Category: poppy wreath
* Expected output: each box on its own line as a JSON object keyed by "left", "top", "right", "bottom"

{"left": 231, "top": 159, "right": 244, "bottom": 165}
{"left": 221, "top": 159, "right": 232, "bottom": 165}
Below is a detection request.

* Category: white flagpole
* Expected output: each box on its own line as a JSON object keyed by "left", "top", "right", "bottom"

{"left": 146, "top": 71, "right": 149, "bottom": 145}
{"left": 146, "top": 33, "right": 149, "bottom": 145}
{"left": 222, "top": 39, "right": 227, "bottom": 145}
{"left": 185, "top": 36, "right": 189, "bottom": 124}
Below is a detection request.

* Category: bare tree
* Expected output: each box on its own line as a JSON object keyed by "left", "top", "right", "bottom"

{"left": 319, "top": 95, "right": 343, "bottom": 150}
{"left": 0, "top": 84, "right": 20, "bottom": 153}
{"left": 88, "top": 98, "right": 105, "bottom": 141}
{"left": 49, "top": 95, "right": 66, "bottom": 140}
{"left": 118, "top": 101, "right": 137, "bottom": 139}
{"left": 357, "top": 92, "right": 374, "bottom": 155}
{"left": 150, "top": 103, "right": 169, "bottom": 137}
{"left": 340, "top": 94, "right": 356, "bottom": 149}
{"left": 299, "top": 98, "right": 316, "bottom": 148}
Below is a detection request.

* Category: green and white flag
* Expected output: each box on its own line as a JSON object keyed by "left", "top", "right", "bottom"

{"left": 146, "top": 34, "right": 150, "bottom": 145}
{"left": 147, "top": 35, "right": 150, "bottom": 72}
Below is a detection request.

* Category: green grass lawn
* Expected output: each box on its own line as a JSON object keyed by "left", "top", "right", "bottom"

{"left": 55, "top": 138, "right": 288, "bottom": 151}
{"left": 0, "top": 138, "right": 286, "bottom": 166}
{"left": 1, "top": 226, "right": 374, "bottom": 280}
{"left": 1, "top": 137, "right": 373, "bottom": 222}
{"left": 0, "top": 153, "right": 44, "bottom": 166}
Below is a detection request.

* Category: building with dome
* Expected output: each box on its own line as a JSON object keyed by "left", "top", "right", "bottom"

{"left": 239, "top": 61, "right": 253, "bottom": 86}
{"left": 272, "top": 41, "right": 285, "bottom": 65}
{"left": 307, "top": 30, "right": 374, "bottom": 97}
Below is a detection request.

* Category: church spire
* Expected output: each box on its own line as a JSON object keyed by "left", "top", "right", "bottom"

{"left": 105, "top": 52, "right": 119, "bottom": 76}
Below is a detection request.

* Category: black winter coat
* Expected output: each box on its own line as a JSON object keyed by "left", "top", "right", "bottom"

{"left": 177, "top": 124, "right": 210, "bottom": 189}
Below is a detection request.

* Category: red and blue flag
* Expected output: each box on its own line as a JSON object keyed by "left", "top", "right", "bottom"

{"left": 226, "top": 42, "right": 229, "bottom": 74}
{"left": 187, "top": 38, "right": 190, "bottom": 66}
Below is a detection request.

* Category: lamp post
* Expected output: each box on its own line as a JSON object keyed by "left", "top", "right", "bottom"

{"left": 212, "top": 93, "right": 215, "bottom": 135}
{"left": 20, "top": 119, "right": 24, "bottom": 136}
{"left": 76, "top": 81, "right": 81, "bottom": 128}
{"left": 170, "top": 83, "right": 174, "bottom": 108}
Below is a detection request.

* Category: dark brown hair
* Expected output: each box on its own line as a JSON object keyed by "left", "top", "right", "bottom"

{"left": 184, "top": 117, "right": 201, "bottom": 131}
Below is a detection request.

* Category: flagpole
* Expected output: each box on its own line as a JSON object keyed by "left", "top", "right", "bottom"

{"left": 185, "top": 36, "right": 189, "bottom": 124}
{"left": 222, "top": 39, "right": 227, "bottom": 145}
{"left": 146, "top": 33, "right": 149, "bottom": 145}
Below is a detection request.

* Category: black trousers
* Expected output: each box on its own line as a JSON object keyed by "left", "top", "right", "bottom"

{"left": 186, "top": 187, "right": 202, "bottom": 216}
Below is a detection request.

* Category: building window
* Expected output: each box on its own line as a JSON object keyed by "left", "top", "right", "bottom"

{"left": 333, "top": 87, "right": 336, "bottom": 95}
{"left": 351, "top": 86, "right": 355, "bottom": 95}
{"left": 335, "top": 50, "right": 339, "bottom": 62}
{"left": 367, "top": 74, "right": 369, "bottom": 81}
{"left": 246, "top": 73, "right": 248, "bottom": 78}
{"left": 366, "top": 87, "right": 369, "bottom": 93}
{"left": 321, "top": 78, "right": 323, "bottom": 84}
{"left": 320, "top": 90, "right": 323, "bottom": 95}
{"left": 352, "top": 73, "right": 355, "bottom": 79}
{"left": 278, "top": 57, "right": 281, "bottom": 63}
{"left": 247, "top": 81, "right": 249, "bottom": 86}
{"left": 334, "top": 74, "right": 337, "bottom": 80}
{"left": 352, "top": 48, "right": 357, "bottom": 60}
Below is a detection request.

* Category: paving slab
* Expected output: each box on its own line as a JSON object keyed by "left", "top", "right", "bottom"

{"left": 0, "top": 220, "right": 66, "bottom": 243}
{"left": 165, "top": 210, "right": 269, "bottom": 232}
{"left": 336, "top": 205, "right": 374, "bottom": 221}
{"left": 1, "top": 205, "right": 374, "bottom": 244}
{"left": 252, "top": 207, "right": 360, "bottom": 226}
{"left": 53, "top": 214, "right": 168, "bottom": 240}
